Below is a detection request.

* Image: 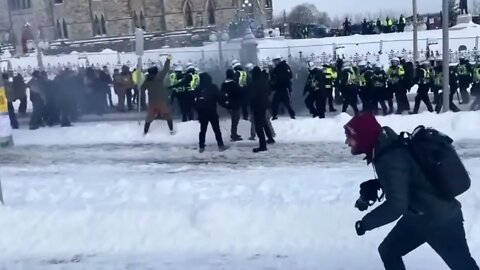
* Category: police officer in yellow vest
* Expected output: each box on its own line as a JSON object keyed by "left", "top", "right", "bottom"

{"left": 323, "top": 64, "right": 337, "bottom": 112}
{"left": 410, "top": 61, "right": 434, "bottom": 114}
{"left": 471, "top": 63, "right": 480, "bottom": 110}
{"left": 387, "top": 58, "right": 406, "bottom": 114}
{"left": 457, "top": 56, "right": 473, "bottom": 104}
{"left": 169, "top": 65, "right": 190, "bottom": 122}
{"left": 168, "top": 64, "right": 199, "bottom": 122}
{"left": 232, "top": 60, "right": 249, "bottom": 120}
{"left": 132, "top": 68, "right": 146, "bottom": 110}
{"left": 340, "top": 63, "right": 360, "bottom": 115}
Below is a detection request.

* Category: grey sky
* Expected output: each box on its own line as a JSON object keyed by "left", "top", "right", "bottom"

{"left": 273, "top": 0, "right": 443, "bottom": 17}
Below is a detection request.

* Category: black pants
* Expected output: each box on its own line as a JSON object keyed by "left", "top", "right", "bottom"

{"left": 126, "top": 89, "right": 133, "bottom": 111}
{"left": 436, "top": 92, "right": 461, "bottom": 113}
{"left": 413, "top": 87, "right": 433, "bottom": 113}
{"left": 253, "top": 108, "right": 273, "bottom": 149}
{"left": 395, "top": 89, "right": 410, "bottom": 114}
{"left": 379, "top": 212, "right": 479, "bottom": 270}
{"left": 178, "top": 92, "right": 195, "bottom": 122}
{"left": 272, "top": 89, "right": 295, "bottom": 118}
{"left": 7, "top": 102, "right": 18, "bottom": 129}
{"left": 305, "top": 91, "right": 327, "bottom": 118}
{"left": 459, "top": 86, "right": 471, "bottom": 104}
{"left": 29, "top": 99, "right": 45, "bottom": 129}
{"left": 378, "top": 98, "right": 394, "bottom": 115}
{"left": 106, "top": 88, "right": 114, "bottom": 108}
{"left": 327, "top": 87, "right": 336, "bottom": 110}
{"left": 341, "top": 87, "right": 359, "bottom": 114}
{"left": 229, "top": 108, "right": 240, "bottom": 137}
{"left": 199, "top": 112, "right": 224, "bottom": 148}
{"left": 18, "top": 96, "right": 27, "bottom": 114}
{"left": 305, "top": 92, "right": 317, "bottom": 115}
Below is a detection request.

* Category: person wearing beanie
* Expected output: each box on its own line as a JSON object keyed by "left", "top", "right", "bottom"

{"left": 344, "top": 112, "right": 478, "bottom": 269}
{"left": 141, "top": 56, "right": 175, "bottom": 135}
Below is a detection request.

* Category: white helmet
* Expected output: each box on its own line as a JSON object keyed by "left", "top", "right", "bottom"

{"left": 174, "top": 65, "right": 183, "bottom": 72}
{"left": 232, "top": 62, "right": 242, "bottom": 69}
{"left": 307, "top": 61, "right": 317, "bottom": 70}
{"left": 245, "top": 63, "right": 254, "bottom": 71}
{"left": 232, "top": 59, "right": 240, "bottom": 66}
{"left": 273, "top": 55, "right": 282, "bottom": 61}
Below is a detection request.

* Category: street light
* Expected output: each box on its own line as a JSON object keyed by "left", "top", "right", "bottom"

{"left": 28, "top": 39, "right": 49, "bottom": 71}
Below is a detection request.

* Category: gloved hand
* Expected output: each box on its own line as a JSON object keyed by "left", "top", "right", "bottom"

{"left": 355, "top": 198, "right": 369, "bottom": 211}
{"left": 355, "top": 220, "right": 366, "bottom": 236}
{"left": 167, "top": 54, "right": 172, "bottom": 61}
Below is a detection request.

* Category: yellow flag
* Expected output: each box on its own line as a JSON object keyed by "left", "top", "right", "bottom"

{"left": 0, "top": 87, "right": 7, "bottom": 113}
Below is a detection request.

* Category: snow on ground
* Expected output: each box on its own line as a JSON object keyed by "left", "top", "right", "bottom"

{"left": 1, "top": 112, "right": 480, "bottom": 269}
{"left": 3, "top": 22, "right": 480, "bottom": 72}
{"left": 11, "top": 111, "right": 480, "bottom": 146}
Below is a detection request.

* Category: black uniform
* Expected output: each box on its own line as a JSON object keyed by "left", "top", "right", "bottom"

{"left": 371, "top": 68, "right": 389, "bottom": 115}
{"left": 250, "top": 67, "right": 275, "bottom": 152}
{"left": 271, "top": 60, "right": 295, "bottom": 119}
{"left": 233, "top": 66, "right": 249, "bottom": 120}
{"left": 340, "top": 67, "right": 359, "bottom": 114}
{"left": 170, "top": 71, "right": 196, "bottom": 122}
{"left": 435, "top": 67, "right": 461, "bottom": 113}
{"left": 411, "top": 67, "right": 434, "bottom": 114}
{"left": 221, "top": 69, "right": 243, "bottom": 141}
{"left": 304, "top": 68, "right": 326, "bottom": 118}
{"left": 457, "top": 59, "right": 473, "bottom": 104}
{"left": 194, "top": 73, "right": 225, "bottom": 152}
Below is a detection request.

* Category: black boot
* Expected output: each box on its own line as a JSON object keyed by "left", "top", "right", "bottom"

{"left": 253, "top": 147, "right": 267, "bottom": 153}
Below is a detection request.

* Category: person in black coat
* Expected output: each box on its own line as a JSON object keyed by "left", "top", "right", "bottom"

{"left": 270, "top": 57, "right": 296, "bottom": 120}
{"left": 250, "top": 66, "right": 275, "bottom": 153}
{"left": 221, "top": 69, "right": 243, "bottom": 141}
{"left": 194, "top": 72, "right": 227, "bottom": 153}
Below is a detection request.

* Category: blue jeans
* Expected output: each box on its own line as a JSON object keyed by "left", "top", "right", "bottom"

{"left": 379, "top": 210, "right": 478, "bottom": 270}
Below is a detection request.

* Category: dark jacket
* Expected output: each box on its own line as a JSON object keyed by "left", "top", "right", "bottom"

{"left": 271, "top": 60, "right": 292, "bottom": 91}
{"left": 250, "top": 67, "right": 271, "bottom": 111}
{"left": 220, "top": 79, "right": 242, "bottom": 109}
{"left": 141, "top": 59, "right": 171, "bottom": 106}
{"left": 362, "top": 127, "right": 461, "bottom": 231}
{"left": 303, "top": 68, "right": 322, "bottom": 95}
{"left": 194, "top": 73, "right": 220, "bottom": 114}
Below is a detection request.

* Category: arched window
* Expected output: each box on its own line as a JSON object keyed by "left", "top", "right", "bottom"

{"left": 56, "top": 19, "right": 62, "bottom": 39}
{"left": 207, "top": 0, "right": 215, "bottom": 25}
{"left": 101, "top": 15, "right": 107, "bottom": 35}
{"left": 140, "top": 11, "right": 146, "bottom": 30}
{"left": 133, "top": 11, "right": 138, "bottom": 28}
{"left": 265, "top": 0, "right": 272, "bottom": 8}
{"left": 26, "top": 0, "right": 30, "bottom": 8}
{"left": 184, "top": 1, "right": 194, "bottom": 27}
{"left": 94, "top": 15, "right": 101, "bottom": 36}
{"left": 62, "top": 19, "right": 68, "bottom": 38}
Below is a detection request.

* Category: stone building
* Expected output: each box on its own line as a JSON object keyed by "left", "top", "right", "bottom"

{"left": 0, "top": 0, "right": 273, "bottom": 45}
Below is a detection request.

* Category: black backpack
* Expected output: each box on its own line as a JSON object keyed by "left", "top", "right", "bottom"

{"left": 377, "top": 126, "right": 471, "bottom": 199}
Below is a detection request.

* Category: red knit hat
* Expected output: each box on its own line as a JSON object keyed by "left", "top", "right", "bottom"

{"left": 344, "top": 112, "right": 382, "bottom": 155}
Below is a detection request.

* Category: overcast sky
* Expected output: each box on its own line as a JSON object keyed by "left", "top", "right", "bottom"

{"left": 273, "top": 0, "right": 444, "bottom": 17}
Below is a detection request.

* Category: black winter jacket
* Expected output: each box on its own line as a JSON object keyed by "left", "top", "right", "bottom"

{"left": 363, "top": 127, "right": 461, "bottom": 231}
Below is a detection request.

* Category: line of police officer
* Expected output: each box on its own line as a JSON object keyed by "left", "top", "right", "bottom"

{"left": 303, "top": 56, "right": 480, "bottom": 117}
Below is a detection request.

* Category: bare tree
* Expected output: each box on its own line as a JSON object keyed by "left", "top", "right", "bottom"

{"left": 287, "top": 3, "right": 332, "bottom": 26}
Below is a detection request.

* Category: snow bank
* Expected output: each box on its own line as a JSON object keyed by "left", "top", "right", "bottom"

{"left": 12, "top": 111, "right": 480, "bottom": 146}
{"left": 0, "top": 162, "right": 479, "bottom": 268}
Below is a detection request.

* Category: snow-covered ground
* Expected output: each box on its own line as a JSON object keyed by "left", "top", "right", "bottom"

{"left": 0, "top": 112, "right": 479, "bottom": 269}
{"left": 3, "top": 22, "right": 480, "bottom": 74}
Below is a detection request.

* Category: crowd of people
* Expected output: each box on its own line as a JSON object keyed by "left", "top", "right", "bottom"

{"left": 343, "top": 15, "right": 408, "bottom": 36}
{"left": 4, "top": 52, "right": 480, "bottom": 152}
{"left": 303, "top": 55, "right": 480, "bottom": 119}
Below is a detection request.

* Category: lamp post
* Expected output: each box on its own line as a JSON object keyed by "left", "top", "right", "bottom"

{"left": 442, "top": 0, "right": 450, "bottom": 112}
{"left": 28, "top": 40, "right": 49, "bottom": 71}
{"left": 412, "top": 0, "right": 419, "bottom": 62}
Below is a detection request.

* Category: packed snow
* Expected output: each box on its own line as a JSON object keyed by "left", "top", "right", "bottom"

{"left": 0, "top": 112, "right": 479, "bottom": 269}
{"left": 3, "top": 22, "right": 480, "bottom": 75}
{"left": 11, "top": 111, "right": 480, "bottom": 146}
